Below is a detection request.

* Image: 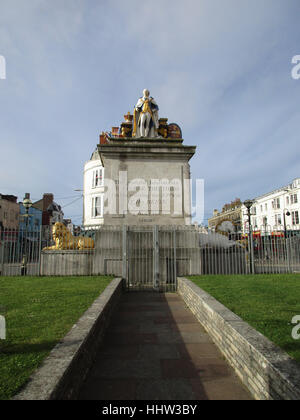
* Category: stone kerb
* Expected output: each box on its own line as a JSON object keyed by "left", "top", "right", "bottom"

{"left": 178, "top": 277, "right": 300, "bottom": 400}
{"left": 13, "top": 278, "right": 124, "bottom": 400}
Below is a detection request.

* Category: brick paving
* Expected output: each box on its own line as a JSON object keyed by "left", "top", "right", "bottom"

{"left": 78, "top": 292, "right": 252, "bottom": 400}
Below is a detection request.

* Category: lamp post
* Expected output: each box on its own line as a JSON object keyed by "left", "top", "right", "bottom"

{"left": 21, "top": 193, "right": 32, "bottom": 276}
{"left": 283, "top": 209, "right": 291, "bottom": 239}
{"left": 283, "top": 208, "right": 291, "bottom": 272}
{"left": 244, "top": 199, "right": 255, "bottom": 274}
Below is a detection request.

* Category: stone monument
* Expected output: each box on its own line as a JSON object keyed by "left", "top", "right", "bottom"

{"left": 42, "top": 91, "right": 201, "bottom": 281}
{"left": 83, "top": 89, "right": 197, "bottom": 227}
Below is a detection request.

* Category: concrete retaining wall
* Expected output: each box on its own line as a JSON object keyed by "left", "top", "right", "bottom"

{"left": 178, "top": 277, "right": 300, "bottom": 400}
{"left": 14, "top": 277, "right": 124, "bottom": 400}
{"left": 41, "top": 250, "right": 95, "bottom": 276}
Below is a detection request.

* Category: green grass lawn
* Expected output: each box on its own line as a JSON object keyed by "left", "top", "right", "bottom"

{"left": 189, "top": 274, "right": 300, "bottom": 364}
{"left": 0, "top": 275, "right": 112, "bottom": 400}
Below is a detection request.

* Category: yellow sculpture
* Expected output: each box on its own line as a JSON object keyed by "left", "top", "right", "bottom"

{"left": 43, "top": 222, "right": 94, "bottom": 251}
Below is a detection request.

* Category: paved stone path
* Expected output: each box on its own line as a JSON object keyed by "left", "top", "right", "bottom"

{"left": 78, "top": 292, "right": 252, "bottom": 400}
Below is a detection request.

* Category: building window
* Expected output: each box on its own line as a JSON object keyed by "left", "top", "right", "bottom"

{"left": 290, "top": 194, "right": 298, "bottom": 205}
{"left": 92, "top": 196, "right": 103, "bottom": 218}
{"left": 92, "top": 168, "right": 104, "bottom": 188}
{"left": 292, "top": 211, "right": 299, "bottom": 225}
{"left": 265, "top": 203, "right": 268, "bottom": 211}
{"left": 272, "top": 198, "right": 280, "bottom": 210}
{"left": 263, "top": 216, "right": 268, "bottom": 226}
{"left": 275, "top": 214, "right": 282, "bottom": 225}
{"left": 286, "top": 196, "right": 289, "bottom": 205}
{"left": 260, "top": 205, "right": 263, "bottom": 213}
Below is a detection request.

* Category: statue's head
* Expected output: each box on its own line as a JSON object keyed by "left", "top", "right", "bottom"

{"left": 52, "top": 222, "right": 68, "bottom": 239}
{"left": 143, "top": 89, "right": 150, "bottom": 98}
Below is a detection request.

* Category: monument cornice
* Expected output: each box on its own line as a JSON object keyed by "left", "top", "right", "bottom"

{"left": 97, "top": 137, "right": 196, "bottom": 161}
{"left": 97, "top": 146, "right": 196, "bottom": 162}
{"left": 105, "top": 137, "right": 184, "bottom": 145}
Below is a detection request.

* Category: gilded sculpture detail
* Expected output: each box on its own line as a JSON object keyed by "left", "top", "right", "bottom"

{"left": 43, "top": 222, "right": 94, "bottom": 251}
{"left": 105, "top": 89, "right": 182, "bottom": 140}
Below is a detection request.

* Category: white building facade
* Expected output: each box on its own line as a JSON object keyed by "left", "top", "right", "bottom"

{"left": 83, "top": 150, "right": 105, "bottom": 227}
{"left": 242, "top": 178, "right": 300, "bottom": 234}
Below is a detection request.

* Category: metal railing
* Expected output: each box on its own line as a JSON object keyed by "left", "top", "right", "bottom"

{"left": 205, "top": 225, "right": 300, "bottom": 275}
{"left": 0, "top": 228, "right": 45, "bottom": 276}
{"left": 249, "top": 224, "right": 300, "bottom": 274}
{"left": 1, "top": 225, "right": 300, "bottom": 285}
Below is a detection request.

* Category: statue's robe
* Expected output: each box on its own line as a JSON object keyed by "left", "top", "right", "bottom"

{"left": 133, "top": 97, "right": 159, "bottom": 138}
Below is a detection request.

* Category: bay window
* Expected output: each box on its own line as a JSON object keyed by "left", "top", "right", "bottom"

{"left": 92, "top": 195, "right": 103, "bottom": 218}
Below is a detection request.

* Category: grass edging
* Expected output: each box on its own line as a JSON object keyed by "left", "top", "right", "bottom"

{"left": 13, "top": 277, "right": 124, "bottom": 400}
{"left": 178, "top": 277, "right": 300, "bottom": 400}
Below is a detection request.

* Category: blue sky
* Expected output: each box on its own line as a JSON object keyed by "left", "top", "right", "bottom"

{"left": 0, "top": 0, "right": 300, "bottom": 225}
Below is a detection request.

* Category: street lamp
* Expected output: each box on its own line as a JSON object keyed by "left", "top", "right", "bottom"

{"left": 21, "top": 193, "right": 32, "bottom": 276}
{"left": 282, "top": 208, "right": 291, "bottom": 273}
{"left": 244, "top": 199, "right": 255, "bottom": 274}
{"left": 283, "top": 209, "right": 291, "bottom": 239}
{"left": 244, "top": 199, "right": 255, "bottom": 230}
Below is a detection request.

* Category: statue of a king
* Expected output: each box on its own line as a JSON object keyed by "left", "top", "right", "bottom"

{"left": 133, "top": 89, "right": 159, "bottom": 138}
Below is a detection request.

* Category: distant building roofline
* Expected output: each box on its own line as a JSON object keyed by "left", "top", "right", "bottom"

{"left": 253, "top": 178, "right": 300, "bottom": 202}
{"left": 0, "top": 194, "right": 18, "bottom": 203}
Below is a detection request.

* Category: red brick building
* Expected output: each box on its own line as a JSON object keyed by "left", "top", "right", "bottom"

{"left": 33, "top": 193, "right": 64, "bottom": 226}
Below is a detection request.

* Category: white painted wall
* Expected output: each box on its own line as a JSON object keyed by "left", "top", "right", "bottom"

{"left": 83, "top": 158, "right": 104, "bottom": 227}
{"left": 242, "top": 178, "right": 300, "bottom": 233}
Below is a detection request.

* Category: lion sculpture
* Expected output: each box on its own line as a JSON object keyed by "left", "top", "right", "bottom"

{"left": 43, "top": 222, "right": 94, "bottom": 251}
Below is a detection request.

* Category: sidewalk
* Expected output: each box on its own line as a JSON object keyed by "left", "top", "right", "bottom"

{"left": 78, "top": 292, "right": 252, "bottom": 400}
